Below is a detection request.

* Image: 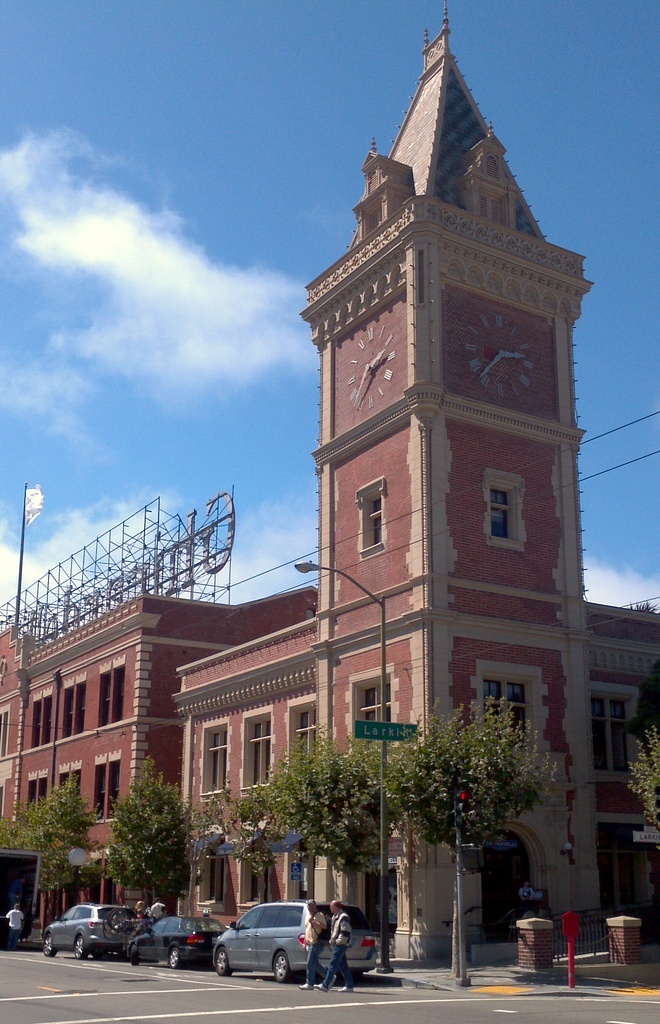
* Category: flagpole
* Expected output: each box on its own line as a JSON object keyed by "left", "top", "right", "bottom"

{"left": 14, "top": 482, "right": 28, "bottom": 631}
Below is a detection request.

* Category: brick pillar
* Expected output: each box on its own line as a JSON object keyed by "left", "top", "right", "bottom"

{"left": 607, "top": 915, "right": 641, "bottom": 964}
{"left": 517, "top": 918, "right": 554, "bottom": 970}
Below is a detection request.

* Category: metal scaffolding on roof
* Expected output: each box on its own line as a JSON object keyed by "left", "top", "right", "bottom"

{"left": 0, "top": 491, "right": 235, "bottom": 649}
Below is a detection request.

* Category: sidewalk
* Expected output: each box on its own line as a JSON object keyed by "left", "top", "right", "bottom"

{"left": 369, "top": 953, "right": 660, "bottom": 995}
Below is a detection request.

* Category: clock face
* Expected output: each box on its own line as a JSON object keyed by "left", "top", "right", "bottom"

{"left": 464, "top": 310, "right": 534, "bottom": 398}
{"left": 444, "top": 289, "right": 557, "bottom": 419}
{"left": 334, "top": 301, "right": 406, "bottom": 433}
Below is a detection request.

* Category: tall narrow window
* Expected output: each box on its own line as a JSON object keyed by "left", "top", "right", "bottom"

{"left": 41, "top": 695, "right": 53, "bottom": 744}
{"left": 0, "top": 710, "right": 9, "bottom": 757}
{"left": 112, "top": 667, "right": 125, "bottom": 722}
{"left": 490, "top": 489, "right": 509, "bottom": 538}
{"left": 32, "top": 701, "right": 42, "bottom": 748}
{"left": 293, "top": 707, "right": 316, "bottom": 752}
{"left": 94, "top": 763, "right": 107, "bottom": 819}
{"left": 99, "top": 673, "right": 111, "bottom": 727}
{"left": 592, "top": 698, "right": 628, "bottom": 771}
{"left": 484, "top": 471, "right": 525, "bottom": 550}
{"left": 206, "top": 728, "right": 228, "bottom": 792}
{"left": 63, "top": 688, "right": 75, "bottom": 737}
{"left": 108, "top": 761, "right": 121, "bottom": 815}
{"left": 357, "top": 478, "right": 387, "bottom": 555}
{"left": 75, "top": 684, "right": 86, "bottom": 735}
{"left": 248, "top": 719, "right": 271, "bottom": 786}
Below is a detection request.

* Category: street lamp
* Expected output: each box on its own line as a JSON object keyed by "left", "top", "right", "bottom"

{"left": 295, "top": 560, "right": 393, "bottom": 973}
{"left": 68, "top": 847, "right": 89, "bottom": 904}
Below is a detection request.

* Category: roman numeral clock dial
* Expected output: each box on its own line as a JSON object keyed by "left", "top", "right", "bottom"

{"left": 337, "top": 318, "right": 399, "bottom": 426}
{"left": 465, "top": 312, "right": 534, "bottom": 398}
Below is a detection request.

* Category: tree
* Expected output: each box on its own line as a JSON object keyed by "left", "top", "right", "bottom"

{"left": 107, "top": 758, "right": 188, "bottom": 901}
{"left": 0, "top": 776, "right": 99, "bottom": 919}
{"left": 388, "top": 703, "right": 554, "bottom": 975}
{"left": 228, "top": 786, "right": 285, "bottom": 903}
{"left": 270, "top": 729, "right": 387, "bottom": 902}
{"left": 628, "top": 725, "right": 660, "bottom": 827}
{"left": 183, "top": 790, "right": 233, "bottom": 912}
{"left": 627, "top": 660, "right": 660, "bottom": 743}
{"left": 388, "top": 704, "right": 553, "bottom": 849}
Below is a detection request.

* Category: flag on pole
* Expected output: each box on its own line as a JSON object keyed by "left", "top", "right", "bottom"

{"left": 24, "top": 485, "right": 44, "bottom": 527}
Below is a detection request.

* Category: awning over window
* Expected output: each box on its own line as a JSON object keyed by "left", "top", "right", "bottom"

{"left": 193, "top": 833, "right": 232, "bottom": 855}
{"left": 597, "top": 821, "right": 646, "bottom": 849}
{"left": 270, "top": 830, "right": 303, "bottom": 853}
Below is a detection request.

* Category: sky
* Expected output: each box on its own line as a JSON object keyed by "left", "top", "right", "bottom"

{"left": 0, "top": 0, "right": 658, "bottom": 616}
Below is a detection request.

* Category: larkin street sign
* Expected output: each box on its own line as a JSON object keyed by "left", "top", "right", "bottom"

{"left": 354, "top": 720, "right": 418, "bottom": 742}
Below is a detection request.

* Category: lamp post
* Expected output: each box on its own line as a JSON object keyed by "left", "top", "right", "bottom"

{"left": 295, "top": 560, "right": 392, "bottom": 973}
{"left": 68, "top": 847, "right": 89, "bottom": 905}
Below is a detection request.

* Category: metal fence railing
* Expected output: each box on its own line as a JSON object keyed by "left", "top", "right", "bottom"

{"left": 552, "top": 904, "right": 660, "bottom": 961}
{"left": 552, "top": 911, "right": 608, "bottom": 961}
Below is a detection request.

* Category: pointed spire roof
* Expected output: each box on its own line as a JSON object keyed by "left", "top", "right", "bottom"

{"left": 389, "top": 10, "right": 542, "bottom": 239}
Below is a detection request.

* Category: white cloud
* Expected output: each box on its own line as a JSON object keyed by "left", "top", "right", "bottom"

{"left": 583, "top": 556, "right": 660, "bottom": 610}
{"left": 0, "top": 130, "right": 313, "bottom": 399}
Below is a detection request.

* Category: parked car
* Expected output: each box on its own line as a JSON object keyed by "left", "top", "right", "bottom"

{"left": 128, "top": 915, "right": 223, "bottom": 969}
{"left": 212, "top": 900, "right": 377, "bottom": 983}
{"left": 43, "top": 903, "right": 137, "bottom": 959}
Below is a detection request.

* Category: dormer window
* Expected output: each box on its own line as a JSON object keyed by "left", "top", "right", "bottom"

{"left": 486, "top": 154, "right": 499, "bottom": 178}
{"left": 479, "top": 194, "right": 503, "bottom": 223}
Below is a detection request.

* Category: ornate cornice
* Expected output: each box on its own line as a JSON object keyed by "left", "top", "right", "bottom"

{"left": 315, "top": 385, "right": 582, "bottom": 466}
{"left": 175, "top": 662, "right": 316, "bottom": 718}
{"left": 305, "top": 197, "right": 590, "bottom": 343}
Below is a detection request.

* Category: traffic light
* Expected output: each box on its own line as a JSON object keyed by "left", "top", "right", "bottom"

{"left": 454, "top": 786, "right": 472, "bottom": 830}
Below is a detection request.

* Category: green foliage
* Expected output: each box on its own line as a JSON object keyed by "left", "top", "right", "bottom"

{"left": 628, "top": 725, "right": 660, "bottom": 827}
{"left": 627, "top": 661, "right": 660, "bottom": 743}
{"left": 388, "top": 703, "right": 554, "bottom": 849}
{"left": 107, "top": 758, "right": 188, "bottom": 899}
{"left": 3, "top": 776, "right": 98, "bottom": 892}
{"left": 184, "top": 790, "right": 232, "bottom": 907}
{"left": 228, "top": 786, "right": 284, "bottom": 893}
{"left": 270, "top": 729, "right": 385, "bottom": 874}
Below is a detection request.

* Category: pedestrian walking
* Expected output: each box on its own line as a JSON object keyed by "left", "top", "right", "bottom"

{"left": 299, "top": 899, "right": 327, "bottom": 990}
{"left": 6, "top": 902, "right": 24, "bottom": 951}
{"left": 315, "top": 899, "right": 353, "bottom": 993}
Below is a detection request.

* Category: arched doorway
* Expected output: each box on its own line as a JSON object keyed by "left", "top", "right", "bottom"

{"left": 481, "top": 830, "right": 530, "bottom": 938}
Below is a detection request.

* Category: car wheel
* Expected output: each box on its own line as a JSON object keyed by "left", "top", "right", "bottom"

{"left": 43, "top": 932, "right": 57, "bottom": 957}
{"left": 214, "top": 946, "right": 232, "bottom": 976}
{"left": 129, "top": 944, "right": 140, "bottom": 966}
{"left": 91, "top": 950, "right": 104, "bottom": 960}
{"left": 74, "top": 934, "right": 89, "bottom": 960}
{"left": 273, "top": 949, "right": 292, "bottom": 983}
{"left": 168, "top": 945, "right": 181, "bottom": 969}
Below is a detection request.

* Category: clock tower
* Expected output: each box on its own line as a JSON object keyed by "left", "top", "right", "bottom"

{"left": 303, "top": 11, "right": 596, "bottom": 956}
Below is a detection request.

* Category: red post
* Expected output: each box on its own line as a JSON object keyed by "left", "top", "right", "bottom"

{"left": 561, "top": 912, "right": 580, "bottom": 989}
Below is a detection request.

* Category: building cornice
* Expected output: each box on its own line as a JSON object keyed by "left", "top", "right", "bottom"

{"left": 174, "top": 658, "right": 316, "bottom": 718}
{"left": 26, "top": 604, "right": 161, "bottom": 672}
{"left": 305, "top": 196, "right": 590, "bottom": 343}
{"left": 314, "top": 384, "right": 583, "bottom": 466}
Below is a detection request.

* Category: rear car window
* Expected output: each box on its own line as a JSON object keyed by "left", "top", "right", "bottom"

{"left": 274, "top": 906, "right": 304, "bottom": 928}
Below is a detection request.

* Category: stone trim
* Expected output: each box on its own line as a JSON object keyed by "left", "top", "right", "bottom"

{"left": 306, "top": 197, "right": 588, "bottom": 316}
{"left": 175, "top": 663, "right": 316, "bottom": 717}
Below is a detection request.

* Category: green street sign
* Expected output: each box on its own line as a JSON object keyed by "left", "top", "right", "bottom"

{"left": 354, "top": 719, "right": 418, "bottom": 742}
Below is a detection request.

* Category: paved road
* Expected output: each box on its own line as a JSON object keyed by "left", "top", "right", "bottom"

{"left": 2, "top": 950, "right": 660, "bottom": 1024}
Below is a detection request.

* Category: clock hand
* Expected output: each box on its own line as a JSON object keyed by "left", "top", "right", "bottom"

{"left": 351, "top": 362, "right": 371, "bottom": 405}
{"left": 498, "top": 350, "right": 525, "bottom": 359}
{"left": 369, "top": 346, "right": 388, "bottom": 370}
{"left": 479, "top": 350, "right": 504, "bottom": 381}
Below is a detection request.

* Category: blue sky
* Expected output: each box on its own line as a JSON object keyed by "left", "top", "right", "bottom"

{"left": 0, "top": 0, "right": 658, "bottom": 612}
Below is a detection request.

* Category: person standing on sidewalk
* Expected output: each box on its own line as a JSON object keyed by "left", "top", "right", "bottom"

{"left": 6, "top": 903, "right": 24, "bottom": 951}
{"left": 299, "top": 899, "right": 327, "bottom": 990}
{"left": 315, "top": 900, "right": 353, "bottom": 993}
